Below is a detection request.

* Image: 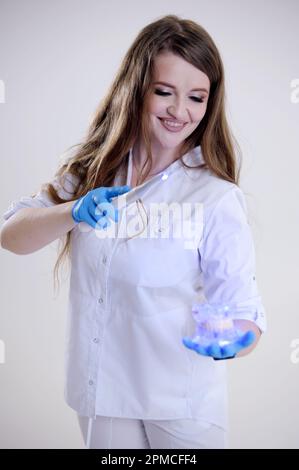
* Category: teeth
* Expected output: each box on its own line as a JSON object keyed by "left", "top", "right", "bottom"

{"left": 162, "top": 119, "right": 184, "bottom": 128}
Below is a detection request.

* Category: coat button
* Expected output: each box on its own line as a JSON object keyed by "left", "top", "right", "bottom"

{"left": 89, "top": 380, "right": 94, "bottom": 386}
{"left": 93, "top": 337, "right": 99, "bottom": 343}
{"left": 102, "top": 255, "right": 107, "bottom": 264}
{"left": 98, "top": 297, "right": 103, "bottom": 304}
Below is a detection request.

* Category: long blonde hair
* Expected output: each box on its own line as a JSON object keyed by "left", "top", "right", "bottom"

{"left": 41, "top": 14, "right": 242, "bottom": 295}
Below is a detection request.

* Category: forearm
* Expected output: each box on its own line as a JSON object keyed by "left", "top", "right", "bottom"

{"left": 0, "top": 200, "right": 76, "bottom": 255}
{"left": 233, "top": 319, "right": 262, "bottom": 358}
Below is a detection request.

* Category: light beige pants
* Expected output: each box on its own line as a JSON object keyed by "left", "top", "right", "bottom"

{"left": 77, "top": 413, "right": 228, "bottom": 449}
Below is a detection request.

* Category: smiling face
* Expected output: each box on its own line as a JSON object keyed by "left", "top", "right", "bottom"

{"left": 146, "top": 51, "right": 210, "bottom": 153}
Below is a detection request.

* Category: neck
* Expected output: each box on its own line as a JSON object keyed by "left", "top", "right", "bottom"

{"left": 132, "top": 140, "right": 181, "bottom": 176}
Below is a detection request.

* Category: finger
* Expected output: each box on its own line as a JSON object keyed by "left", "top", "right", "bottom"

{"left": 95, "top": 201, "right": 117, "bottom": 222}
{"left": 228, "top": 331, "right": 255, "bottom": 356}
{"left": 182, "top": 337, "right": 213, "bottom": 357}
{"left": 87, "top": 203, "right": 103, "bottom": 228}
{"left": 182, "top": 337, "right": 205, "bottom": 355}
{"left": 182, "top": 337, "right": 196, "bottom": 350}
{"left": 92, "top": 193, "right": 111, "bottom": 208}
{"left": 183, "top": 338, "right": 210, "bottom": 356}
{"left": 194, "top": 343, "right": 210, "bottom": 357}
{"left": 102, "top": 203, "right": 118, "bottom": 222}
{"left": 93, "top": 200, "right": 118, "bottom": 222}
{"left": 105, "top": 185, "right": 132, "bottom": 200}
{"left": 206, "top": 342, "right": 222, "bottom": 358}
{"left": 238, "top": 331, "right": 256, "bottom": 349}
{"left": 221, "top": 343, "right": 236, "bottom": 358}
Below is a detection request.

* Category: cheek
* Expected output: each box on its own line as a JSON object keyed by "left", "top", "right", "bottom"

{"left": 147, "top": 97, "right": 164, "bottom": 116}
{"left": 193, "top": 104, "right": 208, "bottom": 123}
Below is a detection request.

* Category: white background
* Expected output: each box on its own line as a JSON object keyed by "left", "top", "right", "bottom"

{"left": 0, "top": 0, "right": 298, "bottom": 448}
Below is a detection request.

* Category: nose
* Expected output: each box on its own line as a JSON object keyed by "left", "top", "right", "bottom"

{"left": 167, "top": 103, "right": 190, "bottom": 123}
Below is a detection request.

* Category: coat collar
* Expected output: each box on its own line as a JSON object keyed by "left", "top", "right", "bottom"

{"left": 127, "top": 144, "right": 204, "bottom": 184}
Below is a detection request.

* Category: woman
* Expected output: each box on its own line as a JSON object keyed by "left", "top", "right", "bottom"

{"left": 1, "top": 15, "right": 266, "bottom": 449}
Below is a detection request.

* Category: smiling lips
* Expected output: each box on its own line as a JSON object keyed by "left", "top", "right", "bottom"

{"left": 158, "top": 117, "right": 187, "bottom": 132}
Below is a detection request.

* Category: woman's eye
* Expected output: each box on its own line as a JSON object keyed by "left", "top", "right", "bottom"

{"left": 154, "top": 89, "right": 204, "bottom": 103}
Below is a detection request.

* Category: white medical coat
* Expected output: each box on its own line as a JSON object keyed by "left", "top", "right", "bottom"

{"left": 2, "top": 145, "right": 267, "bottom": 429}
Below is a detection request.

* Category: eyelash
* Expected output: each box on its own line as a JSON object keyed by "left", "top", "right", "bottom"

{"left": 154, "top": 89, "right": 204, "bottom": 103}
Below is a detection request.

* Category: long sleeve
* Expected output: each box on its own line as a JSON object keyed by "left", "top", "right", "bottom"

{"left": 2, "top": 172, "right": 78, "bottom": 222}
{"left": 198, "top": 185, "right": 267, "bottom": 333}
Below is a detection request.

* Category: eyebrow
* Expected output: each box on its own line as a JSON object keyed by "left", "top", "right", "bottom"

{"left": 153, "top": 81, "right": 209, "bottom": 94}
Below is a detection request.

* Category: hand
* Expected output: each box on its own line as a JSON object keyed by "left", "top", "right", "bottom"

{"left": 182, "top": 330, "right": 256, "bottom": 360}
{"left": 71, "top": 185, "right": 131, "bottom": 229}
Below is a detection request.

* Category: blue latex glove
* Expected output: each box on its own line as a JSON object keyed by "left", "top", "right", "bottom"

{"left": 182, "top": 330, "right": 256, "bottom": 360}
{"left": 71, "top": 185, "right": 131, "bottom": 229}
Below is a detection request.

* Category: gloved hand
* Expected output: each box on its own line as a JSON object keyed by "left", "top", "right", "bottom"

{"left": 71, "top": 185, "right": 131, "bottom": 229}
{"left": 182, "top": 330, "right": 256, "bottom": 360}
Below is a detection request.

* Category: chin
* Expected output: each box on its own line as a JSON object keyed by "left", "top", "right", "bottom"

{"left": 153, "top": 137, "right": 183, "bottom": 150}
